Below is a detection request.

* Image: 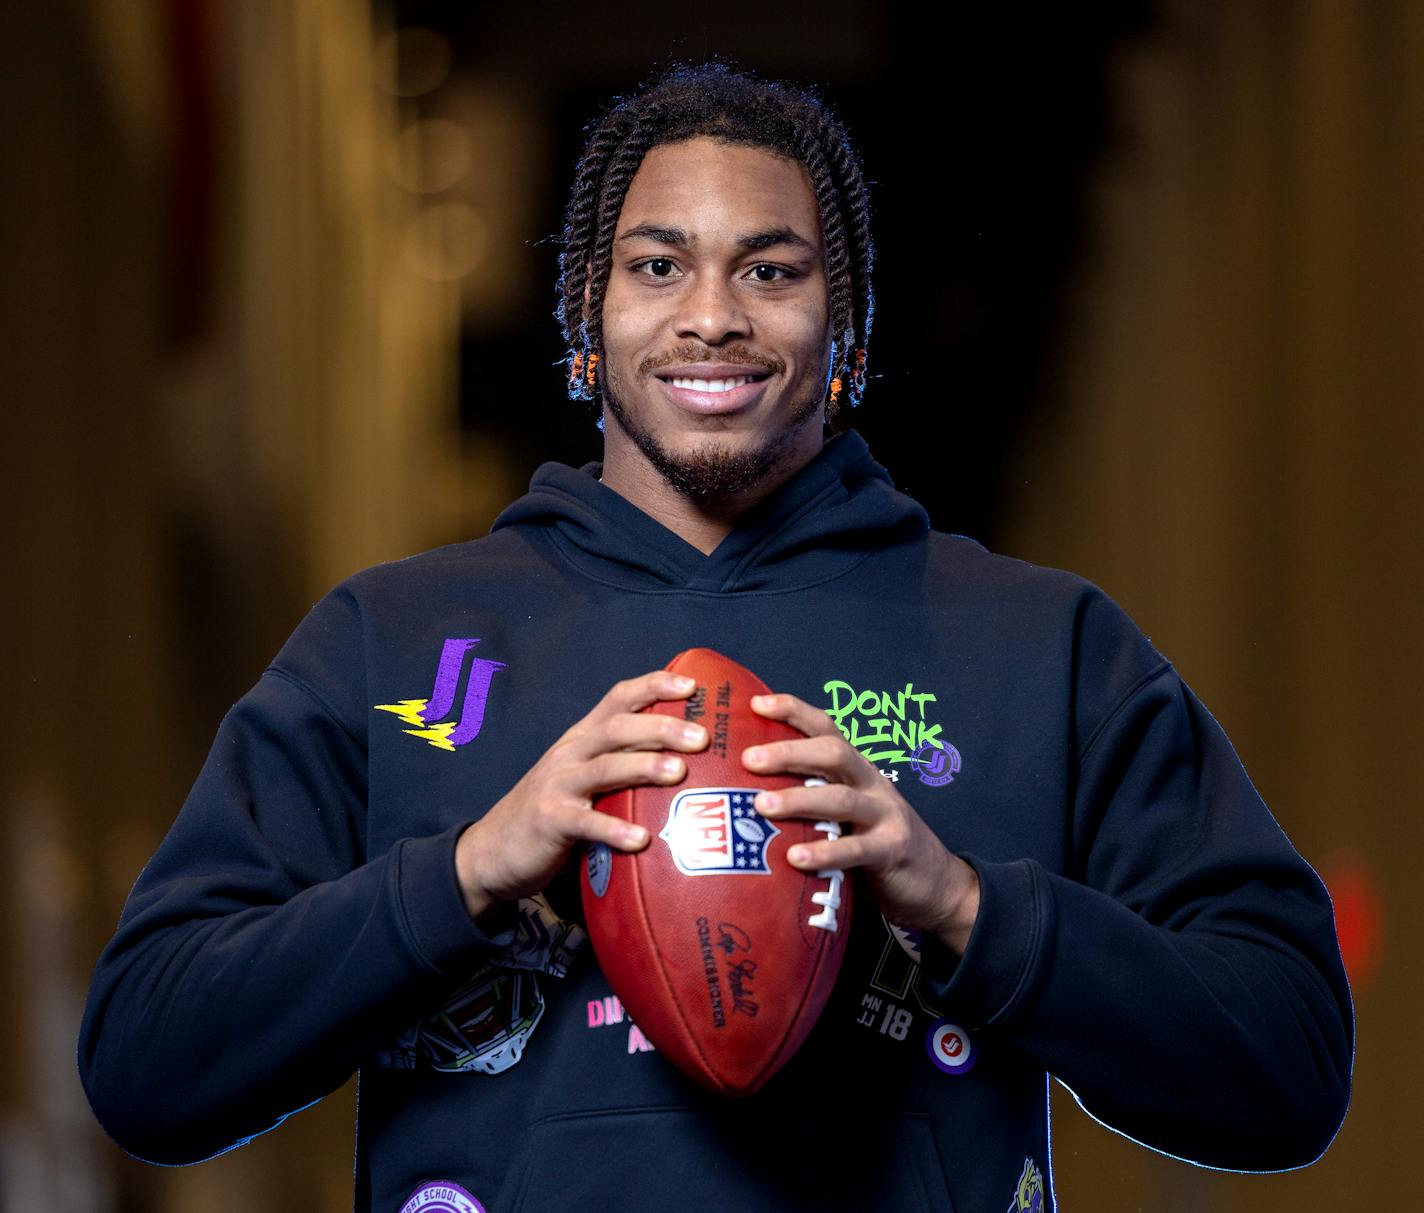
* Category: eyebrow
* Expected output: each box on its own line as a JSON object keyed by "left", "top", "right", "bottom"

{"left": 616, "top": 223, "right": 818, "bottom": 254}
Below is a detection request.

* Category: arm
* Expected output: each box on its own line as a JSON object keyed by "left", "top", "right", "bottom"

{"left": 747, "top": 668, "right": 1352, "bottom": 1172}
{"left": 922, "top": 667, "right": 1353, "bottom": 1171}
{"left": 77, "top": 664, "right": 509, "bottom": 1165}
{"left": 79, "top": 588, "right": 708, "bottom": 1166}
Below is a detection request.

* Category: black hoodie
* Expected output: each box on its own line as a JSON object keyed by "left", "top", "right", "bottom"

{"left": 79, "top": 430, "right": 1352, "bottom": 1212}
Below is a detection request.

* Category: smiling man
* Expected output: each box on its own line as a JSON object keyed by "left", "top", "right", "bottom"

{"left": 80, "top": 62, "right": 1351, "bottom": 1213}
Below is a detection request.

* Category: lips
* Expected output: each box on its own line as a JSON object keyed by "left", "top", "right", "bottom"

{"left": 656, "top": 376, "right": 770, "bottom": 414}
{"left": 653, "top": 363, "right": 772, "bottom": 415}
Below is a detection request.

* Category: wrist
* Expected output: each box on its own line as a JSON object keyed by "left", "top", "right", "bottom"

{"left": 933, "top": 854, "right": 981, "bottom": 958}
{"left": 454, "top": 821, "right": 497, "bottom": 923}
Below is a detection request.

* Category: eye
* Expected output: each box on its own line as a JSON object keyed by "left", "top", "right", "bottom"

{"left": 632, "top": 257, "right": 679, "bottom": 278}
{"left": 746, "top": 264, "right": 796, "bottom": 283}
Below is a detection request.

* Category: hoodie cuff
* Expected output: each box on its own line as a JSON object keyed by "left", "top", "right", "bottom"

{"left": 918, "top": 854, "right": 1051, "bottom": 1028}
{"left": 394, "top": 820, "right": 518, "bottom": 975}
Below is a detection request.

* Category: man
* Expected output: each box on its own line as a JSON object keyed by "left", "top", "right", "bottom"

{"left": 80, "top": 62, "right": 1352, "bottom": 1212}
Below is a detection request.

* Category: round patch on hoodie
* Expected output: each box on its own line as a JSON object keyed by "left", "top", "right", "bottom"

{"left": 926, "top": 1018, "right": 977, "bottom": 1075}
{"left": 399, "top": 1181, "right": 486, "bottom": 1213}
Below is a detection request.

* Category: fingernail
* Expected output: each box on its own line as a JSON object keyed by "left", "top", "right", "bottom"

{"left": 752, "top": 694, "right": 774, "bottom": 709}
{"left": 671, "top": 675, "right": 695, "bottom": 691}
{"left": 744, "top": 746, "right": 766, "bottom": 766}
{"left": 682, "top": 724, "right": 706, "bottom": 743}
{"left": 788, "top": 846, "right": 808, "bottom": 864}
{"left": 758, "top": 791, "right": 780, "bottom": 811}
{"left": 660, "top": 756, "right": 683, "bottom": 777}
{"left": 625, "top": 826, "right": 647, "bottom": 845}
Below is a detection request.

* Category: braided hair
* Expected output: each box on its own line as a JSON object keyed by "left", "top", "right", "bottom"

{"left": 556, "top": 61, "right": 875, "bottom": 416}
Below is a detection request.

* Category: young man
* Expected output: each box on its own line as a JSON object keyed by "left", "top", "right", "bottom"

{"left": 80, "top": 63, "right": 1352, "bottom": 1212}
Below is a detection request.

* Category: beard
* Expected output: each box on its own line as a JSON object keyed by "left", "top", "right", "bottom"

{"left": 600, "top": 378, "right": 826, "bottom": 502}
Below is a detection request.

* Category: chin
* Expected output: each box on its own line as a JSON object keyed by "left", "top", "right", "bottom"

{"left": 603, "top": 373, "right": 827, "bottom": 501}
{"left": 665, "top": 445, "right": 783, "bottom": 500}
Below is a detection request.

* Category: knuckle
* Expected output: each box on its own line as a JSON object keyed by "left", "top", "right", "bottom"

{"left": 837, "top": 834, "right": 865, "bottom": 867}
{"left": 663, "top": 715, "right": 694, "bottom": 741}
{"left": 652, "top": 751, "right": 683, "bottom": 779}
{"left": 612, "top": 676, "right": 637, "bottom": 698}
{"left": 586, "top": 746, "right": 620, "bottom": 785}
{"left": 528, "top": 797, "right": 563, "bottom": 836}
{"left": 601, "top": 714, "right": 634, "bottom": 748}
{"left": 590, "top": 813, "right": 622, "bottom": 845}
{"left": 883, "top": 820, "right": 912, "bottom": 857}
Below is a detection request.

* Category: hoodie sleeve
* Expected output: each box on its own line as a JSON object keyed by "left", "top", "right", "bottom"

{"left": 919, "top": 590, "right": 1354, "bottom": 1172}
{"left": 77, "top": 586, "right": 513, "bottom": 1166}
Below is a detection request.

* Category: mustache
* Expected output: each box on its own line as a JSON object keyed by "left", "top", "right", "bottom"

{"left": 638, "top": 344, "right": 785, "bottom": 375}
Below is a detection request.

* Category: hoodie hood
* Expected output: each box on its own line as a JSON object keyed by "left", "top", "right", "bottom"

{"left": 490, "top": 429, "right": 929, "bottom": 594}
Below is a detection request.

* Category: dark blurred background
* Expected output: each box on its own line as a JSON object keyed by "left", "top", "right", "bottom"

{"left": 2, "top": 1, "right": 1417, "bottom": 1208}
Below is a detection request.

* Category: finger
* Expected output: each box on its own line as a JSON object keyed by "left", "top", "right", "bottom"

{"left": 595, "top": 710, "right": 708, "bottom": 756}
{"left": 754, "top": 781, "right": 864, "bottom": 824}
{"left": 557, "top": 803, "right": 653, "bottom": 852}
{"left": 563, "top": 669, "right": 700, "bottom": 758}
{"left": 749, "top": 691, "right": 840, "bottom": 738}
{"left": 742, "top": 732, "right": 875, "bottom": 787}
{"left": 784, "top": 826, "right": 875, "bottom": 873}
{"left": 573, "top": 748, "right": 688, "bottom": 798}
{"left": 596, "top": 669, "right": 698, "bottom": 717}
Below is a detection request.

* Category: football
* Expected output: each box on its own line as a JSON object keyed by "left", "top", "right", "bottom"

{"left": 580, "top": 647, "right": 853, "bottom": 1096}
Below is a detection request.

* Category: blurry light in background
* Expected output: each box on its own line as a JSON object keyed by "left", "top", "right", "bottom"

{"left": 1320, "top": 848, "right": 1383, "bottom": 994}
{"left": 389, "top": 117, "right": 472, "bottom": 194}
{"left": 403, "top": 202, "right": 488, "bottom": 281}
{"left": 28, "top": 840, "right": 84, "bottom": 921}
{"left": 376, "top": 26, "right": 453, "bottom": 99}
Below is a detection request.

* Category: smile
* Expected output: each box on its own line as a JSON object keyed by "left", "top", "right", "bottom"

{"left": 655, "top": 373, "right": 771, "bottom": 414}
{"left": 668, "top": 375, "right": 761, "bottom": 392}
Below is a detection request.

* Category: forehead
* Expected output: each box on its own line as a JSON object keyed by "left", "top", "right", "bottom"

{"left": 615, "top": 136, "right": 822, "bottom": 249}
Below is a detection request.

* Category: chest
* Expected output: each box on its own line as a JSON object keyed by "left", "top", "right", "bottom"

{"left": 358, "top": 589, "right": 1076, "bottom": 874}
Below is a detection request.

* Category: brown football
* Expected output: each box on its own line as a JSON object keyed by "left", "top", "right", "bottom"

{"left": 579, "top": 647, "right": 853, "bottom": 1096}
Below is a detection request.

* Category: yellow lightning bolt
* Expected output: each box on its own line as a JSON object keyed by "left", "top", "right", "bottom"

{"left": 374, "top": 698, "right": 462, "bottom": 751}
{"left": 375, "top": 698, "right": 431, "bottom": 727}
{"left": 402, "top": 721, "right": 460, "bottom": 752}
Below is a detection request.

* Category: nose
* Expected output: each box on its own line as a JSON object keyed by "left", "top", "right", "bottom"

{"left": 674, "top": 273, "right": 749, "bottom": 345}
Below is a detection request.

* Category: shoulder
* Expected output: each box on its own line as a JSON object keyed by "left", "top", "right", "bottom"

{"left": 295, "top": 529, "right": 542, "bottom": 631}
{"left": 921, "top": 530, "right": 1172, "bottom": 726}
{"left": 344, "top": 529, "right": 541, "bottom": 599}
{"left": 924, "top": 531, "right": 1152, "bottom": 634}
{"left": 263, "top": 531, "right": 537, "bottom": 719}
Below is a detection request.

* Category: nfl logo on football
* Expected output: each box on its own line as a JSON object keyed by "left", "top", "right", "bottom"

{"left": 659, "top": 788, "right": 780, "bottom": 876}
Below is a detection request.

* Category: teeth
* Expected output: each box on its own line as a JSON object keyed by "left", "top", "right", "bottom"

{"left": 669, "top": 376, "right": 755, "bottom": 392}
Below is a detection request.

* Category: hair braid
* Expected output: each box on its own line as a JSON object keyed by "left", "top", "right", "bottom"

{"left": 793, "top": 132, "right": 854, "bottom": 413}
{"left": 558, "top": 118, "right": 629, "bottom": 351}
{"left": 815, "top": 112, "right": 876, "bottom": 408}
{"left": 583, "top": 104, "right": 667, "bottom": 363}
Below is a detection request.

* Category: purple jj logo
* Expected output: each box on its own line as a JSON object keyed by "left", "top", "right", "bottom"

{"left": 909, "top": 740, "right": 961, "bottom": 788}
{"left": 374, "top": 638, "right": 507, "bottom": 752}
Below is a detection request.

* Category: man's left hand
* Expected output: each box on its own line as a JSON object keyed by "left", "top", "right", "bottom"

{"left": 744, "top": 692, "right": 981, "bottom": 957}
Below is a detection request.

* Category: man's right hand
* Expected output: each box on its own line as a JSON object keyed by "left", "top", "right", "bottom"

{"left": 454, "top": 669, "right": 708, "bottom": 925}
